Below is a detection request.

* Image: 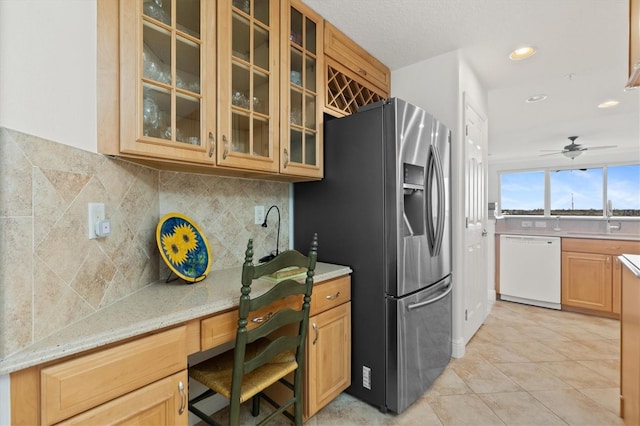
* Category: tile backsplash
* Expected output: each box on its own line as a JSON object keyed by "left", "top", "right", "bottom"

{"left": 0, "top": 128, "right": 289, "bottom": 358}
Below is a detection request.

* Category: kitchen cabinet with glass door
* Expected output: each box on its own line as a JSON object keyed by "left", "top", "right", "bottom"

{"left": 115, "top": 0, "right": 216, "bottom": 164}
{"left": 279, "top": 0, "right": 324, "bottom": 179}
{"left": 217, "top": 0, "right": 280, "bottom": 173}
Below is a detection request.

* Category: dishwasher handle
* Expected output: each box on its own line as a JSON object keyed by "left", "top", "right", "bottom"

{"left": 407, "top": 283, "right": 453, "bottom": 311}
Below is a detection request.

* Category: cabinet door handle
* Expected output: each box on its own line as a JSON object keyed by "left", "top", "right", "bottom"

{"left": 325, "top": 291, "right": 341, "bottom": 300}
{"left": 208, "top": 132, "right": 215, "bottom": 158}
{"left": 357, "top": 68, "right": 367, "bottom": 76}
{"left": 223, "top": 135, "right": 229, "bottom": 159}
{"left": 312, "top": 322, "right": 318, "bottom": 345}
{"left": 283, "top": 148, "right": 289, "bottom": 168}
{"left": 178, "top": 380, "right": 186, "bottom": 415}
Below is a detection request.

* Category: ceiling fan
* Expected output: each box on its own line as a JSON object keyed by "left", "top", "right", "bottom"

{"left": 540, "top": 136, "right": 617, "bottom": 159}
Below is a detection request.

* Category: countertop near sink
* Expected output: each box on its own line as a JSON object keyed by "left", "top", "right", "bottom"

{"left": 0, "top": 262, "right": 352, "bottom": 375}
{"left": 620, "top": 254, "right": 640, "bottom": 277}
{"left": 494, "top": 229, "right": 639, "bottom": 241}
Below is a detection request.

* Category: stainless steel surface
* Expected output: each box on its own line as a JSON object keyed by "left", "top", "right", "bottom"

{"left": 294, "top": 98, "right": 452, "bottom": 414}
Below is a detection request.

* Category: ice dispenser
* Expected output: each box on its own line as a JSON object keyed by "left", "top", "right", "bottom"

{"left": 403, "top": 163, "right": 425, "bottom": 236}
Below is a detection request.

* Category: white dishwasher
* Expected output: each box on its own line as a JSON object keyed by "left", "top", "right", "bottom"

{"left": 499, "top": 235, "right": 561, "bottom": 309}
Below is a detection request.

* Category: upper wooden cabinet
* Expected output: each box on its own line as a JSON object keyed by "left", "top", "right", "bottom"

{"left": 280, "top": 0, "right": 324, "bottom": 179}
{"left": 323, "top": 21, "right": 390, "bottom": 117}
{"left": 217, "top": 0, "right": 280, "bottom": 173}
{"left": 114, "top": 0, "right": 217, "bottom": 165}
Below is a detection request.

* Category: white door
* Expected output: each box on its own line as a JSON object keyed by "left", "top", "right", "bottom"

{"left": 463, "top": 94, "right": 488, "bottom": 344}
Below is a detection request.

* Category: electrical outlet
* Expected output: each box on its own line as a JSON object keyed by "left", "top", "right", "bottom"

{"left": 535, "top": 221, "right": 547, "bottom": 228}
{"left": 254, "top": 205, "right": 265, "bottom": 224}
{"left": 88, "top": 203, "right": 106, "bottom": 239}
{"left": 521, "top": 221, "right": 532, "bottom": 228}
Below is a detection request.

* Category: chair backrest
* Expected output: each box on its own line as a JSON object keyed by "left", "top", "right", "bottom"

{"left": 231, "top": 233, "right": 318, "bottom": 391}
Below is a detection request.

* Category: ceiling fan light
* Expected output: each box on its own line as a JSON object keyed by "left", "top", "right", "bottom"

{"left": 526, "top": 94, "right": 547, "bottom": 103}
{"left": 597, "top": 100, "right": 619, "bottom": 109}
{"left": 562, "top": 150, "right": 582, "bottom": 159}
{"left": 509, "top": 46, "right": 536, "bottom": 60}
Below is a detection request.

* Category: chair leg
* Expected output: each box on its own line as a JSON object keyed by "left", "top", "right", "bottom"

{"left": 252, "top": 393, "right": 261, "bottom": 417}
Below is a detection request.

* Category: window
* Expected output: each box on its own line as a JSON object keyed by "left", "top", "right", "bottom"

{"left": 500, "top": 171, "right": 544, "bottom": 215}
{"left": 550, "top": 168, "right": 603, "bottom": 216}
{"left": 499, "top": 164, "right": 640, "bottom": 217}
{"left": 607, "top": 164, "right": 640, "bottom": 216}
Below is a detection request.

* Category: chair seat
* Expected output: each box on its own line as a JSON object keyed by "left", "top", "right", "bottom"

{"left": 190, "top": 337, "right": 298, "bottom": 404}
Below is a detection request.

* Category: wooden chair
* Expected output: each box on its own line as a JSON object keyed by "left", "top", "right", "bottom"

{"left": 188, "top": 233, "right": 318, "bottom": 426}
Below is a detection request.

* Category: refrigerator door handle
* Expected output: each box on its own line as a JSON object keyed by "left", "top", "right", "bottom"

{"left": 426, "top": 145, "right": 445, "bottom": 257}
{"left": 406, "top": 282, "right": 453, "bottom": 310}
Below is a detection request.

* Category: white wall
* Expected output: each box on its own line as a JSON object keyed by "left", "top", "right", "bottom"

{"left": 391, "top": 50, "right": 489, "bottom": 358}
{"left": 0, "top": 0, "right": 97, "bottom": 152}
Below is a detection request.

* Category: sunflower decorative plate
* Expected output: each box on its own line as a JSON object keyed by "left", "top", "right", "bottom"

{"left": 156, "top": 213, "right": 211, "bottom": 283}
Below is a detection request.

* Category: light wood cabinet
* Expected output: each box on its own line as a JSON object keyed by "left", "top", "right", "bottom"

{"left": 57, "top": 371, "right": 187, "bottom": 426}
{"left": 279, "top": 0, "right": 324, "bottom": 179}
{"left": 306, "top": 300, "right": 351, "bottom": 416}
{"left": 323, "top": 21, "right": 390, "bottom": 117}
{"left": 34, "top": 327, "right": 188, "bottom": 425}
{"left": 216, "top": 0, "right": 280, "bottom": 173}
{"left": 114, "top": 0, "right": 216, "bottom": 165}
{"left": 561, "top": 238, "right": 640, "bottom": 317}
{"left": 621, "top": 260, "right": 640, "bottom": 424}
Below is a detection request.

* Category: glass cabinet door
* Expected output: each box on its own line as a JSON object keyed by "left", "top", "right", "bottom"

{"left": 281, "top": 1, "right": 323, "bottom": 178}
{"left": 120, "top": 0, "right": 215, "bottom": 164}
{"left": 217, "top": 0, "right": 279, "bottom": 173}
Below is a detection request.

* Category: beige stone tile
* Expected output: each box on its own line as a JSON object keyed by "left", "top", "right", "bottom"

{"left": 530, "top": 388, "right": 623, "bottom": 425}
{"left": 0, "top": 127, "right": 33, "bottom": 217}
{"left": 450, "top": 358, "right": 521, "bottom": 394}
{"left": 70, "top": 244, "right": 117, "bottom": 309}
{"left": 478, "top": 391, "right": 566, "bottom": 425}
{"left": 500, "top": 339, "right": 568, "bottom": 362}
{"left": 32, "top": 167, "right": 67, "bottom": 246}
{"left": 10, "top": 128, "right": 102, "bottom": 174}
{"left": 464, "top": 338, "right": 531, "bottom": 364}
{"left": 578, "top": 387, "right": 621, "bottom": 416}
{"left": 33, "top": 256, "right": 94, "bottom": 340}
{"left": 387, "top": 396, "right": 443, "bottom": 425}
{"left": 492, "top": 362, "right": 573, "bottom": 391}
{"left": 424, "top": 368, "right": 473, "bottom": 396}
{"left": 538, "top": 361, "right": 617, "bottom": 389}
{"left": 94, "top": 157, "right": 143, "bottom": 204}
{"left": 312, "top": 392, "right": 391, "bottom": 425}
{"left": 543, "top": 339, "right": 616, "bottom": 362}
{"left": 577, "top": 359, "right": 619, "bottom": 385}
{"left": 426, "top": 394, "right": 504, "bottom": 425}
{"left": 0, "top": 216, "right": 34, "bottom": 356}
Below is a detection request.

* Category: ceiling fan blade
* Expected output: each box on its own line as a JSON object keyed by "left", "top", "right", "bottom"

{"left": 539, "top": 152, "right": 562, "bottom": 156}
{"left": 585, "top": 145, "right": 617, "bottom": 151}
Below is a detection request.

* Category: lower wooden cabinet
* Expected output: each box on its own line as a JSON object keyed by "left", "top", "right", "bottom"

{"left": 561, "top": 238, "right": 640, "bottom": 317}
{"left": 621, "top": 261, "right": 640, "bottom": 424}
{"left": 306, "top": 301, "right": 351, "bottom": 416}
{"left": 562, "top": 251, "right": 613, "bottom": 313}
{"left": 57, "top": 371, "right": 188, "bottom": 426}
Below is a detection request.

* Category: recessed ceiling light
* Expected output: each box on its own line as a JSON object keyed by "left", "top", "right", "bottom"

{"left": 597, "top": 100, "right": 619, "bottom": 108}
{"left": 509, "top": 46, "right": 536, "bottom": 60}
{"left": 526, "top": 94, "right": 547, "bottom": 103}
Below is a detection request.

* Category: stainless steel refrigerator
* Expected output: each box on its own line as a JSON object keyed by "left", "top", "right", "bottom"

{"left": 294, "top": 98, "right": 452, "bottom": 413}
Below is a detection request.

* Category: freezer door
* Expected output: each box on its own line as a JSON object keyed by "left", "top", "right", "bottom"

{"left": 386, "top": 276, "right": 452, "bottom": 413}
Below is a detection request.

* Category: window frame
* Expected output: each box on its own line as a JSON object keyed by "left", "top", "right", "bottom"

{"left": 498, "top": 162, "right": 640, "bottom": 218}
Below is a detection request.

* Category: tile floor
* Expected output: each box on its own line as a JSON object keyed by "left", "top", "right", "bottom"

{"left": 197, "top": 300, "right": 623, "bottom": 425}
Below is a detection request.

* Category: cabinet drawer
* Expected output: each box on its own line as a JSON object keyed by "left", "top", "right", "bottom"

{"left": 41, "top": 326, "right": 187, "bottom": 425}
{"left": 201, "top": 295, "right": 301, "bottom": 351}
{"left": 324, "top": 22, "right": 390, "bottom": 93}
{"left": 311, "top": 275, "right": 351, "bottom": 316}
{"left": 57, "top": 371, "right": 188, "bottom": 425}
{"left": 562, "top": 238, "right": 640, "bottom": 255}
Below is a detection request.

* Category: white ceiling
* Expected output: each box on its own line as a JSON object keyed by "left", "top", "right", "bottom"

{"left": 305, "top": 0, "right": 640, "bottom": 163}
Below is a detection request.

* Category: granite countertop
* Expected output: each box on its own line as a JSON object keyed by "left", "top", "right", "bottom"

{"left": 495, "top": 229, "right": 640, "bottom": 241}
{"left": 0, "top": 262, "right": 352, "bottom": 375}
{"left": 620, "top": 254, "right": 640, "bottom": 278}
